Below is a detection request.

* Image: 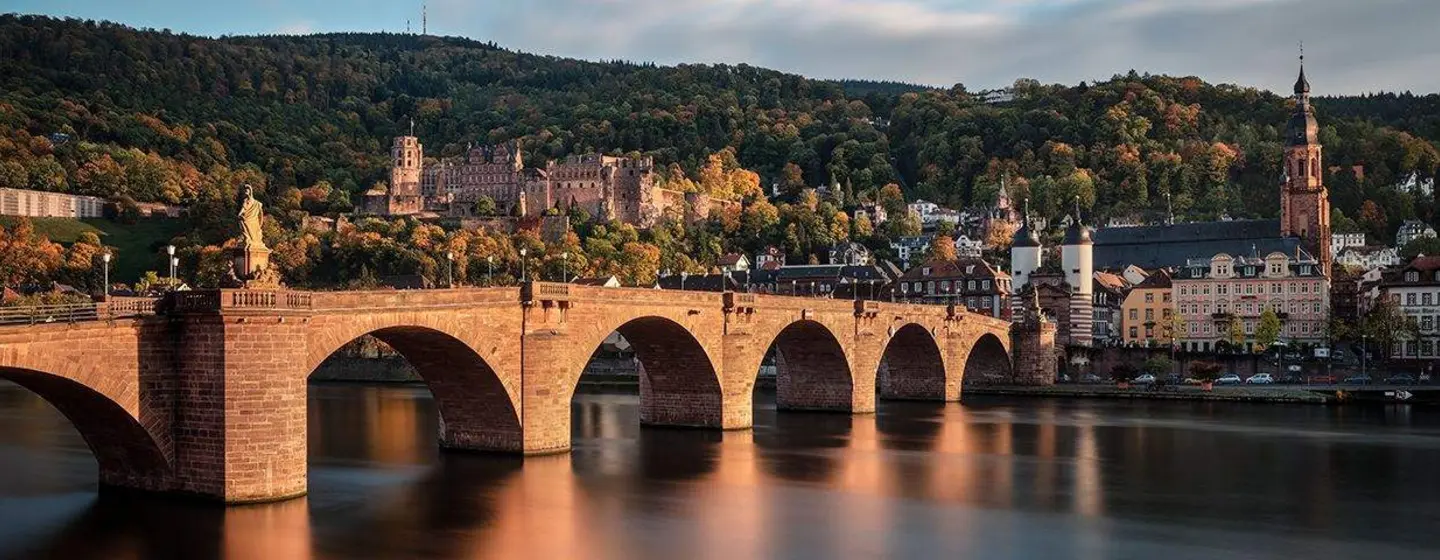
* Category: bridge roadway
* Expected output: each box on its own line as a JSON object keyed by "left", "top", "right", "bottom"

{"left": 0, "top": 282, "right": 1017, "bottom": 503}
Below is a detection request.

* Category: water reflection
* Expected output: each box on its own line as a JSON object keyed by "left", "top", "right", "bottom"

{"left": 2, "top": 381, "right": 1440, "bottom": 559}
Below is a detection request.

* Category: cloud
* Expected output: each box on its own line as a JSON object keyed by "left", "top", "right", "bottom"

{"left": 275, "top": 21, "right": 314, "bottom": 35}
{"left": 429, "top": 0, "right": 1440, "bottom": 94}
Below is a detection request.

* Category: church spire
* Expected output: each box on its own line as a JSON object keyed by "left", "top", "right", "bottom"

{"left": 1294, "top": 42, "right": 1311, "bottom": 97}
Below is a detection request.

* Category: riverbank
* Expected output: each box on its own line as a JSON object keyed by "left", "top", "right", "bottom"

{"left": 964, "top": 384, "right": 1334, "bottom": 403}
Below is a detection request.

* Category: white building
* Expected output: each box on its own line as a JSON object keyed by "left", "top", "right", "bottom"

{"left": 1396, "top": 220, "right": 1437, "bottom": 248}
{"left": 1331, "top": 232, "right": 1366, "bottom": 256}
{"left": 1379, "top": 257, "right": 1440, "bottom": 362}
{"left": 1337, "top": 246, "right": 1403, "bottom": 271}
{"left": 891, "top": 236, "right": 932, "bottom": 268}
{"left": 953, "top": 235, "right": 984, "bottom": 258}
{"left": 0, "top": 188, "right": 106, "bottom": 218}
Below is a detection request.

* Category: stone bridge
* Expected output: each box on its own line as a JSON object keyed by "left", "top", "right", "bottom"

{"left": 0, "top": 283, "right": 1030, "bottom": 503}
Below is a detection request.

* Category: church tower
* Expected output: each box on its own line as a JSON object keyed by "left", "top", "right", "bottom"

{"left": 1280, "top": 54, "right": 1332, "bottom": 276}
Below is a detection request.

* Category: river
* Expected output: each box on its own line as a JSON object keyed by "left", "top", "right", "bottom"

{"left": 1, "top": 380, "right": 1439, "bottom": 559}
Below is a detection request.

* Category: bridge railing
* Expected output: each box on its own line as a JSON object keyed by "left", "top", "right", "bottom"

{"left": 0, "top": 297, "right": 161, "bottom": 326}
{"left": 168, "top": 289, "right": 316, "bottom": 313}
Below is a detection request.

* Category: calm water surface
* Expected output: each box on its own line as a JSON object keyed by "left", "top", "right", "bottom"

{"left": 1, "top": 380, "right": 1439, "bottom": 559}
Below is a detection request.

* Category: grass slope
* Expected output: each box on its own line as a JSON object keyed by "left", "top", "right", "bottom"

{"left": 0, "top": 217, "right": 185, "bottom": 283}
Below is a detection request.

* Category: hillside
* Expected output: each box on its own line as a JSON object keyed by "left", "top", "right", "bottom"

{"left": 1, "top": 14, "right": 1438, "bottom": 247}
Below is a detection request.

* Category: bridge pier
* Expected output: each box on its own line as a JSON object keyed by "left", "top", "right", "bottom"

{"left": 173, "top": 308, "right": 311, "bottom": 503}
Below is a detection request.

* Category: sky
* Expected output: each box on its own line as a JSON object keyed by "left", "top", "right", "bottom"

{"left": 8, "top": 0, "right": 1440, "bottom": 95}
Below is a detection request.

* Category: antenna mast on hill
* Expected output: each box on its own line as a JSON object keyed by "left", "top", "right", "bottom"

{"left": 423, "top": 3, "right": 428, "bottom": 35}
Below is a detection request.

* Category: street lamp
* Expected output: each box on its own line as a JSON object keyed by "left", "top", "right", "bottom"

{"left": 519, "top": 248, "right": 528, "bottom": 283}
{"left": 487, "top": 256, "right": 494, "bottom": 286}
{"left": 101, "top": 252, "right": 111, "bottom": 298}
{"left": 562, "top": 251, "right": 570, "bottom": 283}
{"left": 1362, "top": 333, "right": 1369, "bottom": 381}
{"left": 166, "top": 244, "right": 176, "bottom": 289}
{"left": 445, "top": 251, "right": 454, "bottom": 288}
{"left": 680, "top": 271, "right": 688, "bottom": 291}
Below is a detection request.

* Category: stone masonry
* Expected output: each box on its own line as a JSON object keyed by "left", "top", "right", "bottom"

{"left": 0, "top": 284, "right": 1024, "bottom": 503}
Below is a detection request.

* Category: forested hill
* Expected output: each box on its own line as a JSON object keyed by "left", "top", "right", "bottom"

{"left": 2, "top": 13, "right": 1439, "bottom": 240}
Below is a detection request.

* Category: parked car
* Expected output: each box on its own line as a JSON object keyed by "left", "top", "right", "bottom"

{"left": 1332, "top": 350, "right": 1346, "bottom": 361}
{"left": 1286, "top": 364, "right": 1303, "bottom": 373}
{"left": 1309, "top": 374, "right": 1337, "bottom": 384}
{"left": 1165, "top": 374, "right": 1185, "bottom": 386}
{"left": 1216, "top": 374, "right": 1243, "bottom": 385}
{"left": 1081, "top": 373, "right": 1105, "bottom": 384}
{"left": 1342, "top": 375, "right": 1372, "bottom": 385}
{"left": 1183, "top": 377, "right": 1203, "bottom": 385}
{"left": 1246, "top": 373, "right": 1275, "bottom": 385}
{"left": 1385, "top": 374, "right": 1417, "bottom": 385}
{"left": 1133, "top": 373, "right": 1157, "bottom": 385}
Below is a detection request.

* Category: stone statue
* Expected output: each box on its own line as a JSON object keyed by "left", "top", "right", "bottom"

{"left": 238, "top": 185, "right": 268, "bottom": 251}
{"left": 229, "top": 184, "right": 280, "bottom": 289}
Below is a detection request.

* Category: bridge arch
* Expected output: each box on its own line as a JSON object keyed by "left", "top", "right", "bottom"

{"left": 877, "top": 323, "right": 949, "bottom": 400}
{"left": 309, "top": 324, "right": 521, "bottom": 452}
{"left": 570, "top": 315, "right": 724, "bottom": 427}
{"left": 962, "top": 332, "right": 1012, "bottom": 386}
{"left": 0, "top": 366, "right": 171, "bottom": 490}
{"left": 768, "top": 319, "right": 854, "bottom": 411}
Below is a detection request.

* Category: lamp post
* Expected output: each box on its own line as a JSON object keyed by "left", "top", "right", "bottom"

{"left": 445, "top": 251, "right": 454, "bottom": 288}
{"left": 680, "top": 271, "right": 688, "bottom": 291}
{"left": 166, "top": 245, "right": 176, "bottom": 289}
{"left": 810, "top": 281, "right": 816, "bottom": 297}
{"left": 101, "top": 252, "right": 111, "bottom": 298}
{"left": 562, "top": 251, "right": 570, "bottom": 283}
{"left": 1362, "top": 332, "right": 1369, "bottom": 381}
{"left": 487, "top": 256, "right": 494, "bottom": 286}
{"left": 520, "top": 248, "right": 528, "bottom": 283}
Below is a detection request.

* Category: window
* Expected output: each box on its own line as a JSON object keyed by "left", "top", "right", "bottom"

{"left": 1129, "top": 309, "right": 1138, "bottom": 320}
{"left": 1129, "top": 327, "right": 1138, "bottom": 338}
{"left": 1163, "top": 308, "right": 1172, "bottom": 319}
{"left": 1408, "top": 293, "right": 1417, "bottom": 306}
{"left": 1145, "top": 326, "right": 1154, "bottom": 337}
{"left": 1425, "top": 293, "right": 1433, "bottom": 306}
{"left": 1146, "top": 309, "right": 1155, "bottom": 321}
{"left": 982, "top": 280, "right": 991, "bottom": 290}
{"left": 926, "top": 281, "right": 935, "bottom": 294}
{"left": 1424, "top": 316, "right": 1434, "bottom": 331}
{"left": 1218, "top": 285, "right": 1228, "bottom": 295}
{"left": 1163, "top": 293, "right": 1172, "bottom": 303}
{"left": 1407, "top": 271, "right": 1420, "bottom": 282}
{"left": 1145, "top": 293, "right": 1154, "bottom": 303}
{"left": 967, "top": 280, "right": 977, "bottom": 291}
{"left": 1425, "top": 340, "right": 1436, "bottom": 357}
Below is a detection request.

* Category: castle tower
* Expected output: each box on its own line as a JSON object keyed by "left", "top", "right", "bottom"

{"left": 1009, "top": 288, "right": 1058, "bottom": 386}
{"left": 390, "top": 134, "right": 423, "bottom": 198}
{"left": 1280, "top": 54, "right": 1332, "bottom": 277}
{"left": 1061, "top": 199, "right": 1094, "bottom": 347}
{"left": 1009, "top": 200, "right": 1042, "bottom": 320}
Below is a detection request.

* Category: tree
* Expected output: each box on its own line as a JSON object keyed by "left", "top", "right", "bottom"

{"left": 926, "top": 235, "right": 958, "bottom": 262}
{"left": 1111, "top": 363, "right": 1138, "bottom": 384}
{"left": 1189, "top": 361, "right": 1224, "bottom": 389}
{"left": 474, "top": 196, "right": 498, "bottom": 217}
{"left": 780, "top": 162, "right": 806, "bottom": 199}
{"left": 1255, "top": 309, "right": 1282, "bottom": 350}
{"left": 878, "top": 183, "right": 906, "bottom": 216}
{"left": 1361, "top": 298, "right": 1419, "bottom": 360}
{"left": 1227, "top": 315, "right": 1247, "bottom": 351}
{"left": 1401, "top": 236, "right": 1440, "bottom": 258}
{"left": 1359, "top": 200, "right": 1389, "bottom": 241}
{"left": 1143, "top": 356, "right": 1175, "bottom": 376}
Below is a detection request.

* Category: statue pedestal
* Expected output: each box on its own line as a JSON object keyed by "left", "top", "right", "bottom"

{"left": 233, "top": 246, "right": 281, "bottom": 289}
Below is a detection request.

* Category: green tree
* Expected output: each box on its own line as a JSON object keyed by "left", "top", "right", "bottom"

{"left": 1256, "top": 309, "right": 1282, "bottom": 350}
{"left": 474, "top": 196, "right": 498, "bottom": 217}
{"left": 1400, "top": 236, "right": 1440, "bottom": 258}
